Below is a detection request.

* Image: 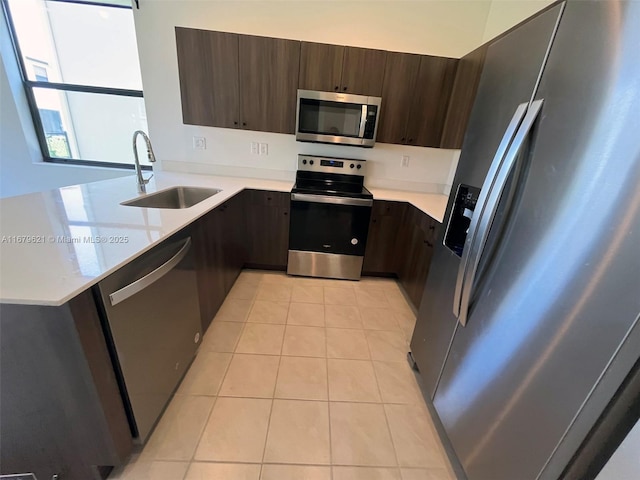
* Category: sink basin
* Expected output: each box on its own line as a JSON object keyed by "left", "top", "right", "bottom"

{"left": 121, "top": 186, "right": 221, "bottom": 209}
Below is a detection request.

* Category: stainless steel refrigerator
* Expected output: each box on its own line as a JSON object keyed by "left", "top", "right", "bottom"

{"left": 410, "top": 1, "right": 640, "bottom": 479}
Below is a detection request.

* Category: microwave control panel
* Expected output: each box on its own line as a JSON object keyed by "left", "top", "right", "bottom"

{"left": 363, "top": 105, "right": 379, "bottom": 139}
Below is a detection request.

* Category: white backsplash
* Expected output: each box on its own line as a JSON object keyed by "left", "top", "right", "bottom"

{"left": 159, "top": 126, "right": 460, "bottom": 195}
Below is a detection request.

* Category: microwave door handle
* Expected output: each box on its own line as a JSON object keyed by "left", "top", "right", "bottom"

{"left": 358, "top": 105, "right": 367, "bottom": 138}
{"left": 453, "top": 102, "right": 528, "bottom": 320}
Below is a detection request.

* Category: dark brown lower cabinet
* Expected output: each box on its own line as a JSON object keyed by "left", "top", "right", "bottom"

{"left": 363, "top": 200, "right": 407, "bottom": 274}
{"left": 193, "top": 193, "right": 247, "bottom": 332}
{"left": 193, "top": 189, "right": 289, "bottom": 332}
{"left": 397, "top": 206, "right": 440, "bottom": 308}
{"left": 363, "top": 200, "right": 440, "bottom": 310}
{"left": 244, "top": 190, "right": 290, "bottom": 269}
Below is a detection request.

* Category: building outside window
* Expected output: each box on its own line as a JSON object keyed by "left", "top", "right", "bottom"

{"left": 2, "top": 0, "right": 150, "bottom": 169}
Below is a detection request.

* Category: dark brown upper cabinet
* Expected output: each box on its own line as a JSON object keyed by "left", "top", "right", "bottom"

{"left": 176, "top": 28, "right": 240, "bottom": 128}
{"left": 378, "top": 52, "right": 459, "bottom": 147}
{"left": 239, "top": 35, "right": 301, "bottom": 134}
{"left": 299, "top": 42, "right": 344, "bottom": 92}
{"left": 440, "top": 44, "right": 488, "bottom": 149}
{"left": 299, "top": 43, "right": 386, "bottom": 96}
{"left": 376, "top": 52, "right": 421, "bottom": 145}
{"left": 176, "top": 29, "right": 300, "bottom": 134}
{"left": 407, "top": 55, "right": 459, "bottom": 147}
{"left": 340, "top": 47, "right": 387, "bottom": 96}
{"left": 175, "top": 27, "right": 481, "bottom": 148}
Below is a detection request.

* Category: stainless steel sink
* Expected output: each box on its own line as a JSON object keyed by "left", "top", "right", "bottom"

{"left": 121, "top": 186, "right": 221, "bottom": 209}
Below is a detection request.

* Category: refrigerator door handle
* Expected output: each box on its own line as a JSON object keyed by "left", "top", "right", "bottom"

{"left": 453, "top": 102, "right": 529, "bottom": 319}
{"left": 458, "top": 99, "right": 544, "bottom": 326}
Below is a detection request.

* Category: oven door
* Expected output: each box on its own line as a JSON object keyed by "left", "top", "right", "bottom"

{"left": 289, "top": 193, "right": 373, "bottom": 255}
{"left": 288, "top": 193, "right": 373, "bottom": 279}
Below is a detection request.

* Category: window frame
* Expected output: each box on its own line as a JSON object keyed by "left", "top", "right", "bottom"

{"left": 1, "top": 0, "right": 150, "bottom": 171}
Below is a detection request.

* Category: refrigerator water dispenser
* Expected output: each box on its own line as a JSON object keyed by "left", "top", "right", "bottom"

{"left": 444, "top": 183, "right": 480, "bottom": 257}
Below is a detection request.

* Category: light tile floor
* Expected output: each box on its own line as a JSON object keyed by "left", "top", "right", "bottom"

{"left": 109, "top": 270, "right": 455, "bottom": 480}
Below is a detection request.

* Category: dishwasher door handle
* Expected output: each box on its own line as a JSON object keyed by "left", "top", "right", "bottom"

{"left": 109, "top": 237, "right": 192, "bottom": 306}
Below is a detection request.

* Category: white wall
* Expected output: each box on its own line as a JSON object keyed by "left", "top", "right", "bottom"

{"left": 0, "top": 18, "right": 131, "bottom": 199}
{"left": 483, "top": 0, "right": 554, "bottom": 43}
{"left": 132, "top": 1, "right": 494, "bottom": 194}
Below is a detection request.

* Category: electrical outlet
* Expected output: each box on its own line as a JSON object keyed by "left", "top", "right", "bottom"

{"left": 193, "top": 136, "right": 206, "bottom": 150}
{"left": 250, "top": 142, "right": 259, "bottom": 155}
{"left": 259, "top": 143, "right": 268, "bottom": 155}
{"left": 401, "top": 155, "right": 410, "bottom": 167}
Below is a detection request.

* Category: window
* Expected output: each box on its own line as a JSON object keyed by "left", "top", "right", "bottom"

{"left": 2, "top": 0, "right": 150, "bottom": 169}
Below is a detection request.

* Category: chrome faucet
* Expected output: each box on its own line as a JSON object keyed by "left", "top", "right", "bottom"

{"left": 132, "top": 130, "right": 157, "bottom": 193}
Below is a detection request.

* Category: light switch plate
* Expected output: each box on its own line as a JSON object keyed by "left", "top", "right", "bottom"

{"left": 250, "top": 142, "right": 259, "bottom": 155}
{"left": 401, "top": 155, "right": 410, "bottom": 167}
{"left": 259, "top": 143, "right": 268, "bottom": 155}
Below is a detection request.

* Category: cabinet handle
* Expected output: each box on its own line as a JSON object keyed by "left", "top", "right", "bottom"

{"left": 401, "top": 137, "right": 406, "bottom": 142}
{"left": 372, "top": 219, "right": 377, "bottom": 223}
{"left": 334, "top": 86, "right": 339, "bottom": 91}
{"left": 284, "top": 212, "right": 288, "bottom": 216}
{"left": 343, "top": 86, "right": 348, "bottom": 91}
{"left": 424, "top": 240, "right": 434, "bottom": 247}
{"left": 408, "top": 138, "right": 414, "bottom": 143}
{"left": 234, "top": 121, "right": 238, "bottom": 125}
{"left": 242, "top": 122, "right": 247, "bottom": 126}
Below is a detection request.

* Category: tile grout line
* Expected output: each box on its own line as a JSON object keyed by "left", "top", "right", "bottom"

{"left": 324, "top": 294, "right": 334, "bottom": 480}
{"left": 259, "top": 291, "right": 290, "bottom": 475}
{"left": 366, "top": 301, "right": 402, "bottom": 474}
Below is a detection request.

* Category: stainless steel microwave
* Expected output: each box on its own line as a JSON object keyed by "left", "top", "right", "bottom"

{"left": 295, "top": 90, "right": 382, "bottom": 148}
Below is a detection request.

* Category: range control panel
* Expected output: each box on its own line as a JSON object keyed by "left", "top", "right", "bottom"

{"left": 298, "top": 154, "right": 366, "bottom": 176}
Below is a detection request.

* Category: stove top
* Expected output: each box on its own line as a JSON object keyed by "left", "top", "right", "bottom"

{"left": 292, "top": 154, "right": 372, "bottom": 199}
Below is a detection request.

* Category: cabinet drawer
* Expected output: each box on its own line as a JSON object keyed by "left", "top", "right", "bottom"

{"left": 244, "top": 189, "right": 290, "bottom": 208}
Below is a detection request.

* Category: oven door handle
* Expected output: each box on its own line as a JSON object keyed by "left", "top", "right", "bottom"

{"left": 291, "top": 193, "right": 373, "bottom": 207}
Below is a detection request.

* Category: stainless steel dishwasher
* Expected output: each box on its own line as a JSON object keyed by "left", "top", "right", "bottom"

{"left": 96, "top": 233, "right": 201, "bottom": 443}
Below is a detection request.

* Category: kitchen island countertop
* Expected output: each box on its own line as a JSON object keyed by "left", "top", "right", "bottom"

{"left": 0, "top": 172, "right": 447, "bottom": 306}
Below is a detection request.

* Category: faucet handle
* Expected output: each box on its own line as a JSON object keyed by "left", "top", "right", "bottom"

{"left": 143, "top": 173, "right": 154, "bottom": 185}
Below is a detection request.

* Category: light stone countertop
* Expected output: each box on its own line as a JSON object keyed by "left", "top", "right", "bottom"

{"left": 0, "top": 172, "right": 448, "bottom": 306}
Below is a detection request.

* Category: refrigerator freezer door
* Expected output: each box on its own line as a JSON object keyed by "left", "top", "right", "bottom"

{"left": 433, "top": 1, "right": 640, "bottom": 479}
{"left": 410, "top": 3, "right": 564, "bottom": 399}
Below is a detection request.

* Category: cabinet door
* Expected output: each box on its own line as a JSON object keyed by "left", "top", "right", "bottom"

{"left": 376, "top": 52, "right": 421, "bottom": 144}
{"left": 395, "top": 206, "right": 440, "bottom": 310}
{"left": 299, "top": 42, "right": 344, "bottom": 92}
{"left": 406, "top": 56, "right": 459, "bottom": 147}
{"left": 193, "top": 209, "right": 226, "bottom": 331}
{"left": 363, "top": 201, "right": 405, "bottom": 274}
{"left": 340, "top": 46, "right": 386, "bottom": 96}
{"left": 222, "top": 193, "right": 247, "bottom": 291}
{"left": 216, "top": 196, "right": 246, "bottom": 294}
{"left": 175, "top": 28, "right": 240, "bottom": 128}
{"left": 239, "top": 35, "right": 301, "bottom": 134}
{"left": 440, "top": 44, "right": 488, "bottom": 149}
{"left": 245, "top": 190, "right": 290, "bottom": 268}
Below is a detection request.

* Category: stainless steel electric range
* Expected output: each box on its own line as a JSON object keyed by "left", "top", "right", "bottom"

{"left": 288, "top": 154, "right": 373, "bottom": 280}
